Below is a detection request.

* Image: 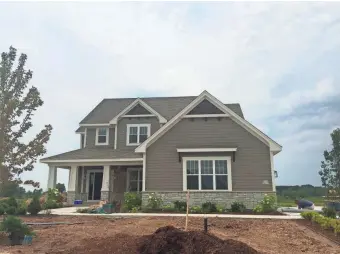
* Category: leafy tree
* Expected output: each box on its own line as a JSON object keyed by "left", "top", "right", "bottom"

{"left": 319, "top": 128, "right": 340, "bottom": 196}
{"left": 0, "top": 46, "right": 52, "bottom": 192}
{"left": 0, "top": 180, "right": 26, "bottom": 198}
{"left": 55, "top": 183, "right": 66, "bottom": 193}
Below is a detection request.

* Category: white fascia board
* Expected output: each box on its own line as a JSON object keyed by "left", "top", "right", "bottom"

{"left": 177, "top": 148, "right": 237, "bottom": 153}
{"left": 109, "top": 98, "right": 167, "bottom": 125}
{"left": 136, "top": 90, "right": 282, "bottom": 153}
{"left": 183, "top": 114, "right": 229, "bottom": 118}
{"left": 40, "top": 158, "right": 143, "bottom": 163}
{"left": 79, "top": 123, "right": 110, "bottom": 127}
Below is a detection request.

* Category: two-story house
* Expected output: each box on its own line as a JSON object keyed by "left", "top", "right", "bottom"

{"left": 40, "top": 90, "right": 282, "bottom": 208}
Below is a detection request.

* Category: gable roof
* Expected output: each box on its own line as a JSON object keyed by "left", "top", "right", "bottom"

{"left": 135, "top": 90, "right": 282, "bottom": 154}
{"left": 78, "top": 96, "right": 244, "bottom": 126}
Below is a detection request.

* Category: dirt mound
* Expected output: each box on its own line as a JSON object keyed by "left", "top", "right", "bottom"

{"left": 138, "top": 226, "right": 259, "bottom": 254}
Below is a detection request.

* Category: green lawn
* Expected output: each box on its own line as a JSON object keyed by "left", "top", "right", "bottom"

{"left": 277, "top": 196, "right": 325, "bottom": 207}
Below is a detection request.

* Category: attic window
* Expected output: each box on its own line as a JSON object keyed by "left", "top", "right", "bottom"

{"left": 96, "top": 128, "right": 109, "bottom": 145}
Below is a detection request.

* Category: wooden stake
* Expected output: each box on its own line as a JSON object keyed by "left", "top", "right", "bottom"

{"left": 185, "top": 190, "right": 189, "bottom": 231}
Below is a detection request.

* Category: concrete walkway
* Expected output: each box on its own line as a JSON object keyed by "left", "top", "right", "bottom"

{"left": 48, "top": 207, "right": 302, "bottom": 219}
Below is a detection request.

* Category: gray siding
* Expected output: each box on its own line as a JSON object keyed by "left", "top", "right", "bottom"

{"left": 126, "top": 104, "right": 151, "bottom": 115}
{"left": 146, "top": 117, "right": 272, "bottom": 192}
{"left": 85, "top": 127, "right": 115, "bottom": 148}
{"left": 116, "top": 117, "right": 161, "bottom": 150}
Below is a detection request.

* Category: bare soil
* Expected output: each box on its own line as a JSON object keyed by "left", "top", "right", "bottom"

{"left": 0, "top": 216, "right": 339, "bottom": 254}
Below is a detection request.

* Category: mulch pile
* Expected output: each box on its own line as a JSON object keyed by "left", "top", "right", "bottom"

{"left": 138, "top": 226, "right": 259, "bottom": 254}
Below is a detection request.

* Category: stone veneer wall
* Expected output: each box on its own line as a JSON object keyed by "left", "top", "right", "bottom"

{"left": 67, "top": 191, "right": 77, "bottom": 205}
{"left": 141, "top": 191, "right": 276, "bottom": 209}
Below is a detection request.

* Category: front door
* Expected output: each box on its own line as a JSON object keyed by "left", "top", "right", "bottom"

{"left": 88, "top": 172, "right": 103, "bottom": 201}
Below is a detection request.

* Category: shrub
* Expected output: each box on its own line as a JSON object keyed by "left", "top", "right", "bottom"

{"left": 124, "top": 192, "right": 142, "bottom": 212}
{"left": 201, "top": 202, "right": 217, "bottom": 213}
{"left": 301, "top": 211, "right": 319, "bottom": 221}
{"left": 161, "top": 204, "right": 176, "bottom": 213}
{"left": 322, "top": 207, "right": 336, "bottom": 219}
{"left": 190, "top": 206, "right": 202, "bottom": 214}
{"left": 27, "top": 196, "right": 42, "bottom": 215}
{"left": 76, "top": 208, "right": 90, "bottom": 213}
{"left": 0, "top": 206, "right": 5, "bottom": 215}
{"left": 253, "top": 194, "right": 277, "bottom": 213}
{"left": 5, "top": 206, "right": 16, "bottom": 215}
{"left": 5, "top": 197, "right": 18, "bottom": 209}
{"left": 147, "top": 193, "right": 163, "bottom": 209}
{"left": 131, "top": 207, "right": 141, "bottom": 213}
{"left": 0, "top": 216, "right": 34, "bottom": 236}
{"left": 15, "top": 206, "right": 27, "bottom": 216}
{"left": 43, "top": 199, "right": 59, "bottom": 210}
{"left": 173, "top": 201, "right": 186, "bottom": 212}
{"left": 231, "top": 202, "right": 246, "bottom": 213}
{"left": 216, "top": 205, "right": 225, "bottom": 213}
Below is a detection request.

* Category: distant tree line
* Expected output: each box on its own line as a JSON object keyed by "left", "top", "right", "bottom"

{"left": 276, "top": 185, "right": 326, "bottom": 199}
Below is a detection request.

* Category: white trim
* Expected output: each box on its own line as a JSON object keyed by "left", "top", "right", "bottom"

{"left": 270, "top": 151, "right": 276, "bottom": 192}
{"left": 136, "top": 90, "right": 282, "bottom": 153}
{"left": 183, "top": 114, "right": 229, "bottom": 118}
{"left": 84, "top": 128, "right": 87, "bottom": 147}
{"left": 79, "top": 123, "right": 110, "bottom": 127}
{"left": 126, "top": 167, "right": 143, "bottom": 192}
{"left": 114, "top": 126, "right": 118, "bottom": 149}
{"left": 177, "top": 148, "right": 237, "bottom": 153}
{"left": 75, "top": 131, "right": 85, "bottom": 134}
{"left": 68, "top": 165, "right": 78, "bottom": 192}
{"left": 101, "top": 165, "right": 110, "bottom": 192}
{"left": 95, "top": 127, "right": 109, "bottom": 146}
{"left": 126, "top": 124, "right": 151, "bottom": 146}
{"left": 110, "top": 98, "right": 167, "bottom": 124}
{"left": 40, "top": 158, "right": 143, "bottom": 163}
{"left": 142, "top": 153, "right": 146, "bottom": 191}
{"left": 182, "top": 156, "right": 232, "bottom": 191}
{"left": 121, "top": 114, "right": 155, "bottom": 118}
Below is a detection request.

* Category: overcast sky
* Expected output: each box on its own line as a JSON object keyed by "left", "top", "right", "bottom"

{"left": 1, "top": 2, "right": 339, "bottom": 190}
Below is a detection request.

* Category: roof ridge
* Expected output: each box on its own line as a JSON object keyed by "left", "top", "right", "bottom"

{"left": 102, "top": 95, "right": 197, "bottom": 100}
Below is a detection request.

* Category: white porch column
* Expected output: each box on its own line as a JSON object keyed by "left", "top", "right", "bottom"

{"left": 47, "top": 166, "right": 57, "bottom": 189}
{"left": 68, "top": 165, "right": 78, "bottom": 192}
{"left": 101, "top": 165, "right": 110, "bottom": 192}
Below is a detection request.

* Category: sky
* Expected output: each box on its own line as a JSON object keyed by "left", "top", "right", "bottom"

{"left": 0, "top": 2, "right": 339, "bottom": 190}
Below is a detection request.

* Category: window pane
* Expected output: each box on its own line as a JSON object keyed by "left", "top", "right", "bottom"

{"left": 129, "top": 134, "right": 138, "bottom": 143}
{"left": 140, "top": 126, "right": 148, "bottom": 135}
{"left": 129, "top": 126, "right": 138, "bottom": 135}
{"left": 130, "top": 171, "right": 138, "bottom": 180}
{"left": 129, "top": 181, "right": 138, "bottom": 192}
{"left": 98, "top": 128, "right": 107, "bottom": 135}
{"left": 201, "top": 175, "right": 213, "bottom": 190}
{"left": 201, "top": 160, "right": 213, "bottom": 174}
{"left": 139, "top": 134, "right": 148, "bottom": 143}
{"left": 138, "top": 180, "right": 143, "bottom": 192}
{"left": 187, "top": 175, "right": 199, "bottom": 190}
{"left": 186, "top": 160, "right": 198, "bottom": 174}
{"left": 98, "top": 135, "right": 107, "bottom": 143}
{"left": 215, "top": 160, "right": 227, "bottom": 174}
{"left": 216, "top": 175, "right": 228, "bottom": 190}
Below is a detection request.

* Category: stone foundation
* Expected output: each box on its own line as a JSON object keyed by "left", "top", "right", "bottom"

{"left": 141, "top": 191, "right": 275, "bottom": 209}
{"left": 100, "top": 191, "right": 110, "bottom": 202}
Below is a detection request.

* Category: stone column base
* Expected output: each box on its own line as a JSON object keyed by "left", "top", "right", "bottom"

{"left": 67, "top": 191, "right": 76, "bottom": 205}
{"left": 101, "top": 191, "right": 110, "bottom": 201}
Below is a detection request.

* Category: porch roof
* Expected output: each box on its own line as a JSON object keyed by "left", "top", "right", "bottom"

{"left": 40, "top": 147, "right": 141, "bottom": 163}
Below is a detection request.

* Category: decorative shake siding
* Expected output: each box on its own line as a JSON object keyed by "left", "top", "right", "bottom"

{"left": 146, "top": 117, "right": 273, "bottom": 192}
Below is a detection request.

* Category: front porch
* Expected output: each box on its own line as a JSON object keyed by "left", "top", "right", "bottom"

{"left": 47, "top": 163, "right": 143, "bottom": 205}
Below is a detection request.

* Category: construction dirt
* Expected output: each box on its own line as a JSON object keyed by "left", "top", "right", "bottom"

{"left": 0, "top": 216, "right": 339, "bottom": 254}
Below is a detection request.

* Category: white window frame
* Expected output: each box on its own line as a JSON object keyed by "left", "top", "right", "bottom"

{"left": 126, "top": 168, "right": 143, "bottom": 192}
{"left": 183, "top": 156, "right": 232, "bottom": 191}
{"left": 126, "top": 124, "right": 151, "bottom": 146}
{"left": 95, "top": 127, "right": 109, "bottom": 145}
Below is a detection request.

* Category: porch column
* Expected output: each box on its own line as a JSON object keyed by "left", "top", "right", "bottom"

{"left": 47, "top": 166, "right": 57, "bottom": 189}
{"left": 67, "top": 165, "right": 78, "bottom": 204}
{"left": 101, "top": 165, "right": 110, "bottom": 201}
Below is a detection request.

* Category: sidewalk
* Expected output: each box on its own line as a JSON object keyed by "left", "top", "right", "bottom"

{"left": 49, "top": 207, "right": 302, "bottom": 219}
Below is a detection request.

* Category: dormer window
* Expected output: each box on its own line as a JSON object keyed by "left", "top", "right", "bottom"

{"left": 127, "top": 124, "right": 151, "bottom": 146}
{"left": 96, "top": 127, "right": 109, "bottom": 145}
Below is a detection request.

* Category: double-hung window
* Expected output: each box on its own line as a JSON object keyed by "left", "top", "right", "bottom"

{"left": 96, "top": 128, "right": 109, "bottom": 145}
{"left": 127, "top": 124, "right": 150, "bottom": 145}
{"left": 184, "top": 157, "right": 231, "bottom": 191}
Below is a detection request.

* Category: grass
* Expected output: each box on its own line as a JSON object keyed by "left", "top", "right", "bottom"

{"left": 277, "top": 196, "right": 325, "bottom": 207}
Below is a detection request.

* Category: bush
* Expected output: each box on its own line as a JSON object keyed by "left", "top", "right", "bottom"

{"left": 0, "top": 216, "right": 34, "bottom": 236}
{"left": 231, "top": 202, "right": 246, "bottom": 213}
{"left": 201, "top": 202, "right": 217, "bottom": 213}
{"left": 5, "top": 197, "right": 18, "bottom": 208}
{"left": 0, "top": 206, "right": 5, "bottom": 215}
{"left": 124, "top": 192, "right": 142, "bottom": 212}
{"left": 27, "top": 196, "right": 42, "bottom": 215}
{"left": 253, "top": 194, "right": 277, "bottom": 213}
{"left": 147, "top": 193, "right": 163, "bottom": 209}
{"left": 5, "top": 206, "right": 16, "bottom": 215}
{"left": 301, "top": 211, "right": 340, "bottom": 235}
{"left": 161, "top": 204, "right": 176, "bottom": 213}
{"left": 76, "top": 208, "right": 90, "bottom": 213}
{"left": 15, "top": 206, "right": 27, "bottom": 216}
{"left": 173, "top": 201, "right": 186, "bottom": 212}
{"left": 43, "top": 199, "right": 59, "bottom": 210}
{"left": 190, "top": 206, "right": 202, "bottom": 213}
{"left": 322, "top": 207, "right": 337, "bottom": 219}
{"left": 301, "top": 211, "right": 319, "bottom": 221}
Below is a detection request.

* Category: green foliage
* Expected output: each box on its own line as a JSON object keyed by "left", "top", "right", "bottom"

{"left": 173, "top": 201, "right": 186, "bottom": 212}
{"left": 5, "top": 206, "right": 16, "bottom": 215}
{"left": 76, "top": 208, "right": 91, "bottom": 213}
{"left": 147, "top": 193, "right": 163, "bottom": 209}
{"left": 216, "top": 205, "right": 225, "bottom": 213}
{"left": 0, "top": 216, "right": 34, "bottom": 236}
{"left": 319, "top": 128, "right": 340, "bottom": 195}
{"left": 43, "top": 199, "right": 60, "bottom": 210}
{"left": 253, "top": 194, "right": 277, "bottom": 213}
{"left": 123, "top": 192, "right": 141, "bottom": 212}
{"left": 230, "top": 202, "right": 246, "bottom": 212}
{"left": 301, "top": 211, "right": 319, "bottom": 221}
{"left": 201, "top": 202, "right": 217, "bottom": 213}
{"left": 277, "top": 196, "right": 324, "bottom": 207}
{"left": 55, "top": 183, "right": 66, "bottom": 193}
{"left": 0, "top": 46, "right": 53, "bottom": 191}
{"left": 15, "top": 205, "right": 27, "bottom": 215}
{"left": 131, "top": 207, "right": 141, "bottom": 213}
{"left": 27, "top": 195, "right": 41, "bottom": 215}
{"left": 301, "top": 211, "right": 340, "bottom": 235}
{"left": 161, "top": 204, "right": 176, "bottom": 212}
{"left": 322, "top": 207, "right": 337, "bottom": 219}
{"left": 190, "top": 206, "right": 202, "bottom": 214}
{"left": 276, "top": 185, "right": 326, "bottom": 200}
{"left": 0, "top": 206, "right": 4, "bottom": 215}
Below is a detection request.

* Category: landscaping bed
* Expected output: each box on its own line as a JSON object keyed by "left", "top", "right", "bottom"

{"left": 140, "top": 208, "right": 285, "bottom": 215}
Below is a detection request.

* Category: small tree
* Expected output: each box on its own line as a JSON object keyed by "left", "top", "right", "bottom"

{"left": 0, "top": 46, "right": 52, "bottom": 192}
{"left": 27, "top": 195, "right": 41, "bottom": 215}
{"left": 319, "top": 128, "right": 340, "bottom": 200}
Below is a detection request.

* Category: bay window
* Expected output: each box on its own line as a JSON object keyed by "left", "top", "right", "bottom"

{"left": 183, "top": 157, "right": 232, "bottom": 191}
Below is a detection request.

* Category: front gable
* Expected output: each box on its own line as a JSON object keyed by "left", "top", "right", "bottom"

{"left": 126, "top": 104, "right": 152, "bottom": 115}
{"left": 187, "top": 99, "right": 225, "bottom": 115}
